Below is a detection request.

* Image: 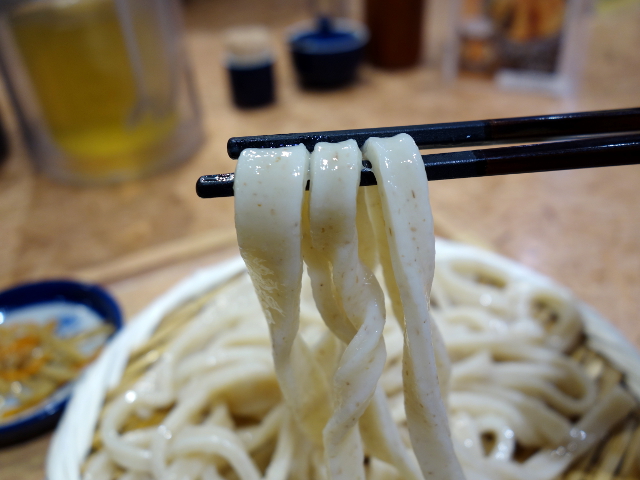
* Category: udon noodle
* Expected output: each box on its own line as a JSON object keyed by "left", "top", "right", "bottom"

{"left": 84, "top": 135, "right": 636, "bottom": 480}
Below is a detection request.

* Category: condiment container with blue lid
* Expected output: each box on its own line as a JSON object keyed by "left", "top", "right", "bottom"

{"left": 0, "top": 280, "right": 122, "bottom": 447}
{"left": 289, "top": 17, "right": 369, "bottom": 89}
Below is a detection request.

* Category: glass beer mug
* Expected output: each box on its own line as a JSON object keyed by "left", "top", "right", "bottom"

{"left": 0, "top": 0, "right": 202, "bottom": 184}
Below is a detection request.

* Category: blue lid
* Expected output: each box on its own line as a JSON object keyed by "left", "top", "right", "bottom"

{"left": 289, "top": 17, "right": 369, "bottom": 55}
{"left": 0, "top": 280, "right": 122, "bottom": 447}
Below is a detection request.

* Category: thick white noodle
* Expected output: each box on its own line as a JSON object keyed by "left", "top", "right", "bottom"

{"left": 235, "top": 145, "right": 332, "bottom": 444}
{"left": 306, "top": 140, "right": 379, "bottom": 480}
{"left": 432, "top": 254, "right": 636, "bottom": 479}
{"left": 363, "top": 134, "right": 466, "bottom": 480}
{"left": 87, "top": 140, "right": 637, "bottom": 480}
{"left": 304, "top": 140, "right": 423, "bottom": 480}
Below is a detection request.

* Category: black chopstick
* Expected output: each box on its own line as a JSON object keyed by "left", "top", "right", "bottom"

{"left": 196, "top": 134, "right": 640, "bottom": 198}
{"left": 226, "top": 108, "right": 640, "bottom": 159}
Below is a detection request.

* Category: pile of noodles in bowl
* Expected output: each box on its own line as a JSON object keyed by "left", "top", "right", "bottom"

{"left": 48, "top": 136, "right": 640, "bottom": 480}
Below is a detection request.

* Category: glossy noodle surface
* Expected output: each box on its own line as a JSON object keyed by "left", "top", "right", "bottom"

{"left": 84, "top": 136, "right": 637, "bottom": 480}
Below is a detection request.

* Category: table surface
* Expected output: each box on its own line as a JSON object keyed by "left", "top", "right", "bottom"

{"left": 1, "top": 1, "right": 640, "bottom": 478}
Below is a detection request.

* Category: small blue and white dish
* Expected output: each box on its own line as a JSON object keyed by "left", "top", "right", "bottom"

{"left": 0, "top": 280, "right": 122, "bottom": 447}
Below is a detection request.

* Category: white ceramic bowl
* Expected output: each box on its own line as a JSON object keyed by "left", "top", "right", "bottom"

{"left": 46, "top": 242, "right": 640, "bottom": 480}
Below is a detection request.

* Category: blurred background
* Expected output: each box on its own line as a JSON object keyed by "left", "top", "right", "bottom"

{"left": 0, "top": 0, "right": 639, "bottom": 475}
{"left": 0, "top": 0, "right": 638, "bottom": 323}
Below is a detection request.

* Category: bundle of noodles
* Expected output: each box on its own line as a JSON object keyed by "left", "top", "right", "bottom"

{"left": 82, "top": 135, "right": 639, "bottom": 480}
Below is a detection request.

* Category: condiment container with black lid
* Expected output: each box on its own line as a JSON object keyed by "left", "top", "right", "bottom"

{"left": 224, "top": 26, "right": 275, "bottom": 109}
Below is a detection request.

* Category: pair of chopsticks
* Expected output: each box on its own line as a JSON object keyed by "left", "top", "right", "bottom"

{"left": 196, "top": 108, "right": 640, "bottom": 198}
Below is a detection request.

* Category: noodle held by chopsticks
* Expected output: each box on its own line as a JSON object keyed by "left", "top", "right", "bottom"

{"left": 303, "top": 140, "right": 422, "bottom": 480}
{"left": 84, "top": 135, "right": 637, "bottom": 480}
{"left": 363, "top": 134, "right": 465, "bottom": 480}
{"left": 235, "top": 145, "right": 333, "bottom": 447}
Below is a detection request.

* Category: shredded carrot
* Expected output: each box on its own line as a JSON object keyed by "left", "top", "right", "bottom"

{"left": 0, "top": 321, "right": 113, "bottom": 418}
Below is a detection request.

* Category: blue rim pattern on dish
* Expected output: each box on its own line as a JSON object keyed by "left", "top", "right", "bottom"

{"left": 0, "top": 280, "right": 122, "bottom": 448}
